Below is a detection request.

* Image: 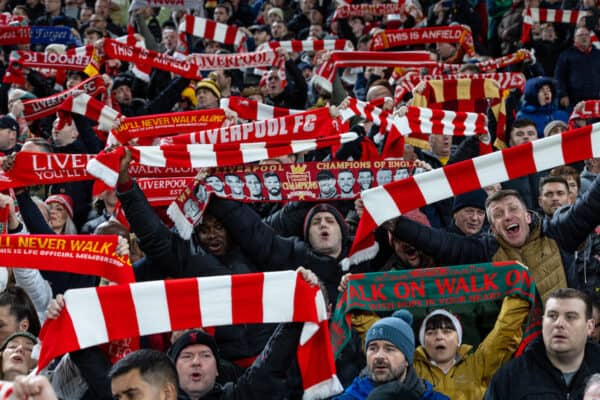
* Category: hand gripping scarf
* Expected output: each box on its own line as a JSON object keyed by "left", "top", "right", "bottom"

{"left": 37, "top": 271, "right": 343, "bottom": 399}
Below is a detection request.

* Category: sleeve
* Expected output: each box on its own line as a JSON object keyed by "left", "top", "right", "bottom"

{"left": 553, "top": 51, "right": 569, "bottom": 100}
{"left": 231, "top": 323, "right": 303, "bottom": 400}
{"left": 73, "top": 114, "right": 104, "bottom": 154}
{"left": 69, "top": 347, "right": 113, "bottom": 400}
{"left": 283, "top": 59, "right": 307, "bottom": 109}
{"left": 262, "top": 201, "right": 311, "bottom": 237}
{"left": 12, "top": 268, "right": 52, "bottom": 325}
{"left": 472, "top": 296, "right": 530, "bottom": 383}
{"left": 546, "top": 175, "right": 600, "bottom": 252}
{"left": 143, "top": 77, "right": 191, "bottom": 116}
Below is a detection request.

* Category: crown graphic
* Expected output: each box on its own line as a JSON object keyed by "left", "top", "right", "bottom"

{"left": 290, "top": 164, "right": 307, "bottom": 174}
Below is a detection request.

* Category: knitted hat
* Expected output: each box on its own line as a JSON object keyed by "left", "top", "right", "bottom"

{"left": 543, "top": 120, "right": 568, "bottom": 137}
{"left": 365, "top": 309, "right": 415, "bottom": 363}
{"left": 451, "top": 189, "right": 487, "bottom": 214}
{"left": 167, "top": 330, "right": 220, "bottom": 363}
{"left": 1, "top": 331, "right": 38, "bottom": 352}
{"left": 267, "top": 7, "right": 284, "bottom": 21}
{"left": 303, "top": 203, "right": 349, "bottom": 244}
{"left": 45, "top": 194, "right": 74, "bottom": 219}
{"left": 181, "top": 85, "right": 198, "bottom": 107}
{"left": 112, "top": 73, "right": 134, "bottom": 91}
{"left": 196, "top": 72, "right": 221, "bottom": 99}
{"left": 418, "top": 309, "right": 463, "bottom": 346}
{"left": 0, "top": 115, "right": 19, "bottom": 135}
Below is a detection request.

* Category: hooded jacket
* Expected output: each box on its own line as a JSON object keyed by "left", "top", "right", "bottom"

{"left": 516, "top": 76, "right": 569, "bottom": 138}
{"left": 484, "top": 337, "right": 600, "bottom": 400}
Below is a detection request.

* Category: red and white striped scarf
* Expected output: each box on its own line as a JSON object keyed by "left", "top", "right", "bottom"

{"left": 178, "top": 15, "right": 246, "bottom": 52}
{"left": 166, "top": 107, "right": 340, "bottom": 145}
{"left": 393, "top": 71, "right": 526, "bottom": 102}
{"left": 569, "top": 100, "right": 600, "bottom": 126}
{"left": 344, "top": 122, "right": 600, "bottom": 267}
{"left": 432, "top": 49, "right": 534, "bottom": 74}
{"left": 342, "top": 98, "right": 489, "bottom": 158}
{"left": 332, "top": 2, "right": 406, "bottom": 20}
{"left": 87, "top": 132, "right": 358, "bottom": 187}
{"left": 313, "top": 50, "right": 436, "bottom": 93}
{"left": 220, "top": 97, "right": 303, "bottom": 121}
{"left": 58, "top": 93, "right": 120, "bottom": 132}
{"left": 0, "top": 382, "right": 12, "bottom": 399}
{"left": 38, "top": 271, "right": 343, "bottom": 399}
{"left": 22, "top": 75, "right": 106, "bottom": 122}
{"left": 370, "top": 25, "right": 475, "bottom": 56}
{"left": 3, "top": 49, "right": 92, "bottom": 85}
{"left": 260, "top": 39, "right": 354, "bottom": 53}
{"left": 521, "top": 7, "right": 588, "bottom": 43}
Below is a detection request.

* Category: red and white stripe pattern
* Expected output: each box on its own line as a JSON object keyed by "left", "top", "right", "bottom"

{"left": 432, "top": 49, "right": 534, "bottom": 74}
{"left": 178, "top": 15, "right": 246, "bottom": 52}
{"left": 313, "top": 51, "right": 436, "bottom": 92}
{"left": 521, "top": 7, "right": 589, "bottom": 43}
{"left": 87, "top": 132, "right": 358, "bottom": 187}
{"left": 332, "top": 2, "right": 406, "bottom": 20}
{"left": 0, "top": 382, "right": 12, "bottom": 399}
{"left": 260, "top": 39, "right": 354, "bottom": 53}
{"left": 38, "top": 271, "right": 342, "bottom": 399}
{"left": 569, "top": 100, "right": 600, "bottom": 125}
{"left": 345, "top": 122, "right": 600, "bottom": 267}
{"left": 394, "top": 71, "right": 527, "bottom": 102}
{"left": 59, "top": 93, "right": 121, "bottom": 131}
{"left": 220, "top": 97, "right": 303, "bottom": 121}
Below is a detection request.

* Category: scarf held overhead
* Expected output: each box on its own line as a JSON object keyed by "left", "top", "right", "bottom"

{"left": 0, "top": 234, "right": 133, "bottom": 284}
{"left": 370, "top": 25, "right": 475, "bottom": 56}
{"left": 167, "top": 160, "right": 415, "bottom": 239}
{"left": 346, "top": 122, "right": 600, "bottom": 267}
{"left": 330, "top": 262, "right": 542, "bottom": 357}
{"left": 38, "top": 271, "right": 343, "bottom": 399}
{"left": 220, "top": 96, "right": 303, "bottom": 121}
{"left": 87, "top": 132, "right": 358, "bottom": 187}
{"left": 521, "top": 8, "right": 588, "bottom": 43}
{"left": 178, "top": 15, "right": 246, "bottom": 52}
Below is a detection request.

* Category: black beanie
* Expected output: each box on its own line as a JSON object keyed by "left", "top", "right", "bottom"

{"left": 167, "top": 330, "right": 220, "bottom": 364}
{"left": 451, "top": 189, "right": 487, "bottom": 214}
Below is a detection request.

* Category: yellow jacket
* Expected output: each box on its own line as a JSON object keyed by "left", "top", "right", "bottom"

{"left": 351, "top": 296, "right": 530, "bottom": 400}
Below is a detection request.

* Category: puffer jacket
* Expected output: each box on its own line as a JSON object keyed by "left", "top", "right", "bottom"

{"left": 351, "top": 296, "right": 530, "bottom": 400}
{"left": 484, "top": 337, "right": 600, "bottom": 400}
{"left": 516, "top": 76, "right": 569, "bottom": 138}
{"left": 335, "top": 366, "right": 448, "bottom": 400}
{"left": 392, "top": 175, "right": 600, "bottom": 301}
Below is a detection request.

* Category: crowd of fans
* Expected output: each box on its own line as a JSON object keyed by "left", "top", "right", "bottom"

{"left": 0, "top": 0, "right": 599, "bottom": 398}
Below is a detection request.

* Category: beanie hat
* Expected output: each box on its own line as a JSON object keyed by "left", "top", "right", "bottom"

{"left": 451, "top": 189, "right": 487, "bottom": 214}
{"left": 1, "top": 331, "right": 38, "bottom": 352}
{"left": 112, "top": 73, "right": 134, "bottom": 91}
{"left": 543, "top": 120, "right": 568, "bottom": 137}
{"left": 303, "top": 203, "right": 349, "bottom": 244}
{"left": 196, "top": 72, "right": 221, "bottom": 99}
{"left": 45, "top": 194, "right": 74, "bottom": 219}
{"left": 365, "top": 309, "right": 415, "bottom": 363}
{"left": 0, "top": 115, "right": 19, "bottom": 135}
{"left": 403, "top": 209, "right": 431, "bottom": 227}
{"left": 8, "top": 88, "right": 36, "bottom": 102}
{"left": 181, "top": 85, "right": 198, "bottom": 107}
{"left": 418, "top": 309, "right": 463, "bottom": 346}
{"left": 167, "top": 329, "right": 220, "bottom": 363}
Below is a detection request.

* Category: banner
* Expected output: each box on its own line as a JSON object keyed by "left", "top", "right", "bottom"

{"left": 0, "top": 234, "right": 134, "bottom": 284}
{"left": 371, "top": 26, "right": 474, "bottom": 56}
{"left": 0, "top": 26, "right": 29, "bottom": 45}
{"left": 330, "top": 262, "right": 542, "bottom": 357}
{"left": 137, "top": 177, "right": 195, "bottom": 206}
{"left": 186, "top": 50, "right": 283, "bottom": 70}
{"left": 332, "top": 3, "right": 406, "bottom": 20}
{"left": 30, "top": 26, "right": 81, "bottom": 46}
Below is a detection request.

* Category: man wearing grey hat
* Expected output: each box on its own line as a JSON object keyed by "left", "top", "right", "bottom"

{"left": 335, "top": 310, "right": 448, "bottom": 400}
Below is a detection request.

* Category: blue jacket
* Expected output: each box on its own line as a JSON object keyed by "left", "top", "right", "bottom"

{"left": 554, "top": 46, "right": 600, "bottom": 107}
{"left": 335, "top": 367, "right": 449, "bottom": 400}
{"left": 516, "top": 76, "right": 569, "bottom": 137}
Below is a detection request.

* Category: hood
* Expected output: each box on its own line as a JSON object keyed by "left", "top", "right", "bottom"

{"left": 523, "top": 76, "right": 556, "bottom": 107}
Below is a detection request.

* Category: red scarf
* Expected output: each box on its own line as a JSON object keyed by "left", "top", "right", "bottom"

{"left": 178, "top": 15, "right": 247, "bottom": 52}
{"left": 22, "top": 75, "right": 105, "bottom": 121}
{"left": 38, "top": 271, "right": 343, "bottom": 399}
{"left": 166, "top": 107, "right": 340, "bottom": 145}
{"left": 0, "top": 206, "right": 8, "bottom": 234}
{"left": 0, "top": 234, "right": 133, "bottom": 283}
{"left": 345, "top": 122, "right": 600, "bottom": 268}
{"left": 261, "top": 39, "right": 354, "bottom": 52}
{"left": 521, "top": 7, "right": 587, "bottom": 43}
{"left": 371, "top": 25, "right": 475, "bottom": 56}
{"left": 0, "top": 26, "right": 29, "bottom": 45}
{"left": 569, "top": 100, "right": 600, "bottom": 126}
{"left": 220, "top": 97, "right": 303, "bottom": 121}
{"left": 332, "top": 2, "right": 406, "bottom": 20}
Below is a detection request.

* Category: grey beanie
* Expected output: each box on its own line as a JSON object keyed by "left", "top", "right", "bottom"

{"left": 365, "top": 309, "right": 415, "bottom": 363}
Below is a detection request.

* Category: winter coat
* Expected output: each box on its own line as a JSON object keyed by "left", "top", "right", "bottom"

{"left": 178, "top": 323, "right": 302, "bottom": 400}
{"left": 335, "top": 366, "right": 448, "bottom": 400}
{"left": 484, "top": 337, "right": 600, "bottom": 400}
{"left": 265, "top": 59, "right": 307, "bottom": 110}
{"left": 391, "top": 175, "right": 600, "bottom": 301}
{"left": 516, "top": 76, "right": 569, "bottom": 138}
{"left": 580, "top": 167, "right": 598, "bottom": 196}
{"left": 554, "top": 46, "right": 600, "bottom": 106}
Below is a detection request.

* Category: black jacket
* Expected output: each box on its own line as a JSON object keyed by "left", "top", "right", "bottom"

{"left": 178, "top": 323, "right": 302, "bottom": 400}
{"left": 484, "top": 337, "right": 600, "bottom": 400}
{"left": 117, "top": 183, "right": 276, "bottom": 362}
